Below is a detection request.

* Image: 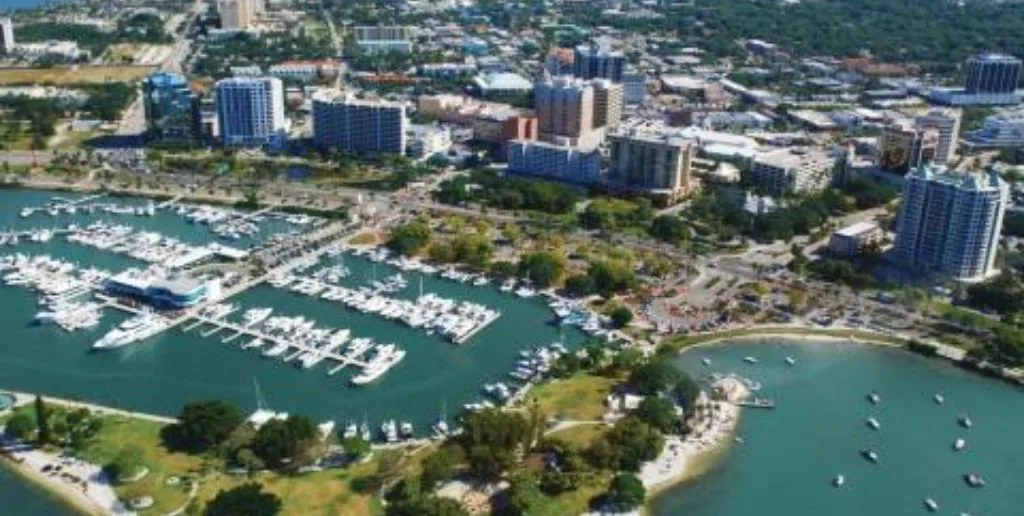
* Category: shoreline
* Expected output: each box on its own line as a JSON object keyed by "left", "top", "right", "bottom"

{"left": 0, "top": 450, "right": 109, "bottom": 516}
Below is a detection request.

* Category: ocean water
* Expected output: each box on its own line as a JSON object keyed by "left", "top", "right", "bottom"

{"left": 653, "top": 339, "right": 1024, "bottom": 516}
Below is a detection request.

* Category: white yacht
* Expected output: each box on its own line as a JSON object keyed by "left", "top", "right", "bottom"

{"left": 953, "top": 438, "right": 966, "bottom": 451}
{"left": 958, "top": 414, "right": 972, "bottom": 429}
{"left": 350, "top": 346, "right": 406, "bottom": 386}
{"left": 92, "top": 311, "right": 167, "bottom": 350}
{"left": 924, "top": 498, "right": 939, "bottom": 512}
{"left": 785, "top": 356, "right": 796, "bottom": 366}
{"left": 342, "top": 421, "right": 358, "bottom": 440}
{"left": 860, "top": 449, "right": 879, "bottom": 463}
{"left": 242, "top": 308, "right": 273, "bottom": 328}
{"left": 833, "top": 474, "right": 844, "bottom": 488}
{"left": 867, "top": 392, "right": 880, "bottom": 404}
{"left": 743, "top": 356, "right": 758, "bottom": 364}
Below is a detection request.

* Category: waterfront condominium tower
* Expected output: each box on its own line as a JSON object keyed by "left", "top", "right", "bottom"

{"left": 894, "top": 165, "right": 1008, "bottom": 282}
{"left": 572, "top": 44, "right": 626, "bottom": 82}
{"left": 606, "top": 121, "right": 695, "bottom": 205}
{"left": 0, "top": 17, "right": 13, "bottom": 54}
{"left": 214, "top": 76, "right": 287, "bottom": 148}
{"left": 142, "top": 72, "right": 201, "bottom": 143}
{"left": 965, "top": 53, "right": 1022, "bottom": 94}
{"left": 534, "top": 74, "right": 594, "bottom": 139}
{"left": 311, "top": 89, "right": 407, "bottom": 155}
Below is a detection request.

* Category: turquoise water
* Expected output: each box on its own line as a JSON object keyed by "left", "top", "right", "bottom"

{"left": 653, "top": 339, "right": 1024, "bottom": 516}
{"left": 0, "top": 188, "right": 584, "bottom": 514}
{"left": 0, "top": 466, "right": 68, "bottom": 516}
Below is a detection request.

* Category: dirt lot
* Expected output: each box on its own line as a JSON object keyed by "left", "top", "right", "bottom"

{"left": 0, "top": 65, "right": 156, "bottom": 85}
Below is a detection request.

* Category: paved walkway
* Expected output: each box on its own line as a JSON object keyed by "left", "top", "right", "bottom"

{"left": 6, "top": 391, "right": 176, "bottom": 425}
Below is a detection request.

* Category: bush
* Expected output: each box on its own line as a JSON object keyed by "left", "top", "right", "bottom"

{"left": 205, "top": 483, "right": 282, "bottom": 516}
{"left": 604, "top": 473, "right": 646, "bottom": 511}
{"left": 608, "top": 306, "right": 634, "bottom": 328}
{"left": 564, "top": 274, "right": 596, "bottom": 297}
{"left": 4, "top": 412, "right": 36, "bottom": 441}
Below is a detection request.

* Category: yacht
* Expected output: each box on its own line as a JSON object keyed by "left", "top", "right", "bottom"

{"left": 350, "top": 346, "right": 407, "bottom": 386}
{"left": 924, "top": 498, "right": 939, "bottom": 512}
{"left": 860, "top": 449, "right": 879, "bottom": 463}
{"left": 953, "top": 438, "right": 966, "bottom": 451}
{"left": 933, "top": 393, "right": 945, "bottom": 404}
{"left": 242, "top": 308, "right": 273, "bottom": 328}
{"left": 381, "top": 420, "right": 399, "bottom": 443}
{"left": 342, "top": 421, "right": 358, "bottom": 440}
{"left": 432, "top": 403, "right": 449, "bottom": 438}
{"left": 867, "top": 392, "right": 880, "bottom": 404}
{"left": 499, "top": 278, "right": 515, "bottom": 292}
{"left": 514, "top": 286, "right": 537, "bottom": 298}
{"left": 958, "top": 414, "right": 972, "bottom": 429}
{"left": 359, "top": 421, "right": 371, "bottom": 442}
{"left": 262, "top": 342, "right": 289, "bottom": 357}
{"left": 701, "top": 357, "right": 712, "bottom": 366}
{"left": 743, "top": 356, "right": 758, "bottom": 364}
{"left": 19, "top": 208, "right": 33, "bottom": 218}
{"left": 399, "top": 421, "right": 413, "bottom": 439}
{"left": 242, "top": 338, "right": 263, "bottom": 350}
{"left": 866, "top": 417, "right": 881, "bottom": 430}
{"left": 785, "top": 356, "right": 796, "bottom": 366}
{"left": 963, "top": 473, "right": 985, "bottom": 488}
{"left": 833, "top": 474, "right": 845, "bottom": 488}
{"left": 92, "top": 311, "right": 166, "bottom": 350}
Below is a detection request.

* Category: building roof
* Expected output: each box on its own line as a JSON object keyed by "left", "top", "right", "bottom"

{"left": 474, "top": 72, "right": 533, "bottom": 91}
{"left": 754, "top": 148, "right": 833, "bottom": 169}
{"left": 835, "top": 221, "right": 879, "bottom": 237}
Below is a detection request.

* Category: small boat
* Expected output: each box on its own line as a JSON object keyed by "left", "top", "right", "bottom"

{"left": 866, "top": 417, "right": 881, "bottom": 430}
{"left": 743, "top": 356, "right": 758, "bottom": 364}
{"left": 867, "top": 392, "right": 880, "bottom": 404}
{"left": 342, "top": 421, "right": 357, "bottom": 440}
{"left": 933, "top": 393, "right": 945, "bottom": 404}
{"left": 953, "top": 438, "right": 966, "bottom": 451}
{"left": 701, "top": 357, "right": 712, "bottom": 366}
{"left": 785, "top": 356, "right": 796, "bottom": 366}
{"left": 833, "top": 474, "right": 845, "bottom": 487}
{"left": 958, "top": 414, "right": 972, "bottom": 429}
{"left": 399, "top": 421, "right": 414, "bottom": 439}
{"left": 924, "top": 498, "right": 939, "bottom": 512}
{"left": 964, "top": 473, "right": 985, "bottom": 488}
{"left": 734, "top": 436, "right": 745, "bottom": 444}
{"left": 860, "top": 449, "right": 879, "bottom": 463}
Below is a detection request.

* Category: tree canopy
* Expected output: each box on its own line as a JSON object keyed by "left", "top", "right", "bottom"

{"left": 161, "top": 400, "right": 243, "bottom": 454}
{"left": 388, "top": 220, "right": 433, "bottom": 256}
{"left": 204, "top": 483, "right": 282, "bottom": 516}
{"left": 251, "top": 416, "right": 317, "bottom": 468}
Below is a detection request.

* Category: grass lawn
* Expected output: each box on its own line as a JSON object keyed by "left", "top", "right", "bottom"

{"left": 0, "top": 66, "right": 155, "bottom": 85}
{"left": 195, "top": 467, "right": 380, "bottom": 516}
{"left": 530, "top": 374, "right": 616, "bottom": 421}
{"left": 532, "top": 471, "right": 612, "bottom": 516}
{"left": 546, "top": 423, "right": 608, "bottom": 448}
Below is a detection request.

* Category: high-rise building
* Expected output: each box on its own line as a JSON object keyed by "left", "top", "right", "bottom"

{"left": 312, "top": 89, "right": 407, "bottom": 155}
{"left": 879, "top": 124, "right": 939, "bottom": 174}
{"left": 142, "top": 72, "right": 200, "bottom": 143}
{"left": 591, "top": 79, "right": 623, "bottom": 129}
{"left": 353, "top": 26, "right": 413, "bottom": 54}
{"left": 894, "top": 165, "right": 1008, "bottom": 282}
{"left": 915, "top": 108, "right": 961, "bottom": 164}
{"left": 534, "top": 75, "right": 594, "bottom": 139}
{"left": 622, "top": 72, "right": 646, "bottom": 105}
{"left": 506, "top": 140, "right": 602, "bottom": 185}
{"left": 966, "top": 53, "right": 1021, "bottom": 94}
{"left": 572, "top": 44, "right": 625, "bottom": 82}
{"left": 214, "top": 77, "right": 286, "bottom": 147}
{"left": 0, "top": 18, "right": 13, "bottom": 54}
{"left": 219, "top": 0, "right": 253, "bottom": 30}
{"left": 750, "top": 148, "right": 836, "bottom": 196}
{"left": 606, "top": 122, "right": 695, "bottom": 205}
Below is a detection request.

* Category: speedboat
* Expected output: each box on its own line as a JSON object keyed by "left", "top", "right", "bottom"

{"left": 953, "top": 438, "right": 966, "bottom": 451}
{"left": 785, "top": 356, "right": 796, "bottom": 366}
{"left": 933, "top": 393, "right": 945, "bottom": 404}
{"left": 963, "top": 473, "right": 985, "bottom": 488}
{"left": 701, "top": 357, "right": 712, "bottom": 366}
{"left": 924, "top": 498, "right": 939, "bottom": 512}
{"left": 860, "top": 449, "right": 879, "bottom": 463}
{"left": 743, "top": 356, "right": 758, "bottom": 364}
{"left": 833, "top": 474, "right": 845, "bottom": 488}
{"left": 958, "top": 414, "right": 972, "bottom": 429}
{"left": 866, "top": 417, "right": 881, "bottom": 430}
{"left": 399, "top": 421, "right": 413, "bottom": 439}
{"left": 867, "top": 392, "right": 880, "bottom": 404}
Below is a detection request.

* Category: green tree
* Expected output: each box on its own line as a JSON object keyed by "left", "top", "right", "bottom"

{"left": 564, "top": 274, "right": 596, "bottom": 297}
{"left": 649, "top": 214, "right": 689, "bottom": 244}
{"left": 587, "top": 417, "right": 664, "bottom": 472}
{"left": 388, "top": 220, "right": 433, "bottom": 256}
{"left": 161, "top": 400, "right": 243, "bottom": 453}
{"left": 204, "top": 483, "right": 282, "bottom": 516}
{"left": 341, "top": 436, "right": 372, "bottom": 460}
{"left": 235, "top": 448, "right": 265, "bottom": 473}
{"left": 421, "top": 446, "right": 464, "bottom": 488}
{"left": 628, "top": 358, "right": 683, "bottom": 395}
{"left": 506, "top": 471, "right": 544, "bottom": 516}
{"left": 4, "top": 412, "right": 36, "bottom": 441}
{"left": 608, "top": 305, "right": 634, "bottom": 329}
{"left": 634, "top": 397, "right": 679, "bottom": 433}
{"left": 459, "top": 409, "right": 530, "bottom": 482}
{"left": 34, "top": 396, "right": 51, "bottom": 445}
{"left": 518, "top": 251, "right": 566, "bottom": 288}
{"left": 251, "top": 416, "right": 317, "bottom": 469}
{"left": 605, "top": 473, "right": 646, "bottom": 511}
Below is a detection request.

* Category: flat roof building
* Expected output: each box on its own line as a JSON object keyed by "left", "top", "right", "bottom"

{"left": 750, "top": 148, "right": 836, "bottom": 196}
{"left": 312, "top": 89, "right": 407, "bottom": 155}
{"left": 829, "top": 221, "right": 883, "bottom": 256}
{"left": 214, "top": 76, "right": 287, "bottom": 148}
{"left": 607, "top": 122, "right": 696, "bottom": 205}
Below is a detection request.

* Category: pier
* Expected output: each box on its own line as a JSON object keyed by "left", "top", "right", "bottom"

{"left": 156, "top": 195, "right": 184, "bottom": 209}
{"left": 737, "top": 398, "right": 776, "bottom": 409}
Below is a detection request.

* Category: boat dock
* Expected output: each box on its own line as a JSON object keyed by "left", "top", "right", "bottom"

{"left": 452, "top": 310, "right": 501, "bottom": 345}
{"left": 737, "top": 398, "right": 776, "bottom": 409}
{"left": 183, "top": 315, "right": 371, "bottom": 371}
{"left": 156, "top": 195, "right": 184, "bottom": 209}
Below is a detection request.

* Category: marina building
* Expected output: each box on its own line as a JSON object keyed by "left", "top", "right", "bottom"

{"left": 311, "top": 89, "right": 407, "bottom": 155}
{"left": 534, "top": 75, "right": 594, "bottom": 139}
{"left": 353, "top": 25, "right": 413, "bottom": 54}
{"left": 750, "top": 148, "right": 836, "bottom": 196}
{"left": 506, "top": 139, "right": 602, "bottom": 185}
{"left": 573, "top": 44, "right": 625, "bottom": 82}
{"left": 0, "top": 17, "right": 13, "bottom": 54}
{"left": 606, "top": 123, "right": 695, "bottom": 205}
{"left": 142, "top": 72, "right": 201, "bottom": 144}
{"left": 894, "top": 165, "right": 1008, "bottom": 282}
{"left": 214, "top": 76, "right": 287, "bottom": 148}
{"left": 103, "top": 273, "right": 211, "bottom": 310}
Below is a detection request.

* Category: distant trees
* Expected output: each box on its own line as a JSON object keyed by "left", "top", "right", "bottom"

{"left": 608, "top": 305, "right": 634, "bottom": 329}
{"left": 251, "top": 416, "right": 317, "bottom": 469}
{"left": 458, "top": 409, "right": 534, "bottom": 482}
{"left": 420, "top": 446, "right": 464, "bottom": 488}
{"left": 34, "top": 396, "right": 51, "bottom": 446}
{"left": 161, "top": 400, "right": 243, "bottom": 453}
{"left": 603, "top": 473, "right": 646, "bottom": 511}
{"left": 518, "top": 251, "right": 567, "bottom": 288}
{"left": 204, "top": 483, "right": 282, "bottom": 516}
{"left": 4, "top": 412, "right": 36, "bottom": 441}
{"left": 634, "top": 397, "right": 679, "bottom": 434}
{"left": 435, "top": 170, "right": 581, "bottom": 214}
{"left": 587, "top": 417, "right": 664, "bottom": 471}
{"left": 387, "top": 220, "right": 433, "bottom": 256}
{"left": 649, "top": 214, "right": 689, "bottom": 244}
{"left": 340, "top": 436, "right": 372, "bottom": 461}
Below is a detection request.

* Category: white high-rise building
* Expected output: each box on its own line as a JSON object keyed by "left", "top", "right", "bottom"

{"left": 0, "top": 18, "right": 14, "bottom": 54}
{"left": 311, "top": 89, "right": 407, "bottom": 155}
{"left": 214, "top": 77, "right": 286, "bottom": 147}
{"left": 894, "top": 165, "right": 1008, "bottom": 282}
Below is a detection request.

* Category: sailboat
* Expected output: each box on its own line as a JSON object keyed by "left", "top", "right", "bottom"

{"left": 246, "top": 378, "right": 284, "bottom": 428}
{"left": 432, "top": 401, "right": 449, "bottom": 438}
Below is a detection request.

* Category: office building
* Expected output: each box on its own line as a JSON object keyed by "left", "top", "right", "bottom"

{"left": 966, "top": 107, "right": 1024, "bottom": 147}
{"left": 591, "top": 79, "right": 623, "bottom": 129}
{"left": 312, "top": 89, "right": 407, "bottom": 155}
{"left": 0, "top": 18, "right": 13, "bottom": 54}
{"left": 750, "top": 148, "right": 836, "bottom": 196}
{"left": 828, "top": 221, "right": 883, "bottom": 256}
{"left": 573, "top": 44, "right": 625, "bottom": 82}
{"left": 915, "top": 109, "right": 961, "bottom": 164}
{"left": 218, "top": 0, "right": 253, "bottom": 30}
{"left": 606, "top": 123, "right": 696, "bottom": 205}
{"left": 622, "top": 72, "right": 646, "bottom": 105}
{"left": 353, "top": 26, "right": 413, "bottom": 54}
{"left": 879, "top": 124, "right": 939, "bottom": 174}
{"left": 506, "top": 139, "right": 601, "bottom": 185}
{"left": 142, "top": 72, "right": 201, "bottom": 143}
{"left": 966, "top": 53, "right": 1021, "bottom": 94}
{"left": 501, "top": 115, "right": 538, "bottom": 142}
{"left": 214, "top": 77, "right": 286, "bottom": 147}
{"left": 473, "top": 71, "right": 533, "bottom": 100}
{"left": 534, "top": 75, "right": 594, "bottom": 139}
{"left": 894, "top": 165, "right": 1008, "bottom": 282}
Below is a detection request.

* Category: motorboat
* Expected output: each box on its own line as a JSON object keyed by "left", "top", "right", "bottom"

{"left": 701, "top": 357, "right": 712, "bottom": 366}
{"left": 867, "top": 392, "right": 880, "bottom": 404}
{"left": 785, "top": 356, "right": 796, "bottom": 366}
{"left": 242, "top": 307, "right": 273, "bottom": 328}
{"left": 399, "top": 421, "right": 413, "bottom": 439}
{"left": 860, "top": 449, "right": 879, "bottom": 463}
{"left": 953, "top": 438, "right": 966, "bottom": 451}
{"left": 924, "top": 498, "right": 939, "bottom": 512}
{"left": 342, "top": 421, "right": 358, "bottom": 440}
{"left": 933, "top": 393, "right": 945, "bottom": 404}
{"left": 92, "top": 311, "right": 166, "bottom": 350}
{"left": 964, "top": 473, "right": 985, "bottom": 488}
{"left": 743, "top": 356, "right": 758, "bottom": 364}
{"left": 866, "top": 417, "right": 881, "bottom": 430}
{"left": 833, "top": 474, "right": 845, "bottom": 488}
{"left": 958, "top": 414, "right": 972, "bottom": 429}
